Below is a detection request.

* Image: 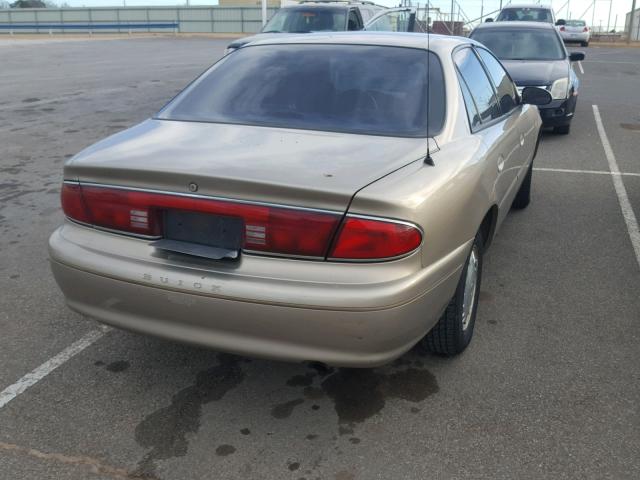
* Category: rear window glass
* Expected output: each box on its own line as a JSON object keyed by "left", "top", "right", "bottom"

{"left": 471, "top": 28, "right": 565, "bottom": 60}
{"left": 566, "top": 20, "right": 586, "bottom": 27}
{"left": 158, "top": 44, "right": 445, "bottom": 138}
{"left": 263, "top": 8, "right": 346, "bottom": 33}
{"left": 497, "top": 7, "right": 553, "bottom": 23}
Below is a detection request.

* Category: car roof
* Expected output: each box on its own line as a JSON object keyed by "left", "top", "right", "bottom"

{"left": 282, "top": 3, "right": 350, "bottom": 10}
{"left": 474, "top": 20, "right": 557, "bottom": 31}
{"left": 245, "top": 31, "right": 476, "bottom": 54}
{"left": 499, "top": 3, "right": 552, "bottom": 8}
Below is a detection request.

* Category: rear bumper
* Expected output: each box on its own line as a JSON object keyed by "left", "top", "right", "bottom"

{"left": 560, "top": 32, "right": 589, "bottom": 43}
{"left": 49, "top": 221, "right": 467, "bottom": 367}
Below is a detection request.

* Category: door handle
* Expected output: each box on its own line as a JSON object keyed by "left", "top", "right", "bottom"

{"left": 497, "top": 155, "right": 505, "bottom": 173}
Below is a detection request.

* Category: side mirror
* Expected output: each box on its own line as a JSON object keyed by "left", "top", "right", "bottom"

{"left": 555, "top": 19, "right": 566, "bottom": 26}
{"left": 569, "top": 51, "right": 585, "bottom": 62}
{"left": 521, "top": 87, "right": 552, "bottom": 106}
{"left": 485, "top": 18, "right": 494, "bottom": 22}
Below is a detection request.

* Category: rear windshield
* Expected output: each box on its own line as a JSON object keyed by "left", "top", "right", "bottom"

{"left": 566, "top": 20, "right": 586, "bottom": 27}
{"left": 471, "top": 29, "right": 565, "bottom": 60}
{"left": 262, "top": 8, "right": 346, "bottom": 33}
{"left": 497, "top": 7, "right": 553, "bottom": 23}
{"left": 158, "top": 44, "right": 445, "bottom": 138}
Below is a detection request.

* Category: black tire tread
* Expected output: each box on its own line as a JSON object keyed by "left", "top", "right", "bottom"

{"left": 422, "top": 232, "right": 484, "bottom": 356}
{"left": 512, "top": 161, "right": 532, "bottom": 209}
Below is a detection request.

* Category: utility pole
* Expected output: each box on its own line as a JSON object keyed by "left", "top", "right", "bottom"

{"left": 450, "top": 0, "right": 454, "bottom": 34}
{"left": 480, "top": 0, "right": 484, "bottom": 22}
{"left": 566, "top": 0, "right": 570, "bottom": 20}
{"left": 261, "top": 0, "right": 267, "bottom": 27}
{"left": 606, "top": 0, "right": 612, "bottom": 32}
{"left": 629, "top": 0, "right": 638, "bottom": 43}
{"left": 591, "top": 0, "right": 596, "bottom": 30}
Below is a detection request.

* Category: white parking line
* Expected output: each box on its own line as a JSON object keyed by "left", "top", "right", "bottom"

{"left": 0, "top": 328, "right": 108, "bottom": 410}
{"left": 592, "top": 105, "right": 640, "bottom": 270}
{"left": 534, "top": 167, "right": 640, "bottom": 177}
{"left": 578, "top": 61, "right": 584, "bottom": 74}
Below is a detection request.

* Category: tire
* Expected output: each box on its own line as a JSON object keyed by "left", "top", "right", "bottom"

{"left": 422, "top": 231, "right": 483, "bottom": 356}
{"left": 554, "top": 124, "right": 571, "bottom": 135}
{"left": 581, "top": 41, "right": 589, "bottom": 47}
{"left": 512, "top": 160, "right": 532, "bottom": 209}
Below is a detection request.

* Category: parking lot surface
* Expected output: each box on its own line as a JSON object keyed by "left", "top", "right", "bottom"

{"left": 0, "top": 37, "right": 639, "bottom": 480}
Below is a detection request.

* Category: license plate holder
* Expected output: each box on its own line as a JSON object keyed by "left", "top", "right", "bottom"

{"left": 152, "top": 210, "right": 243, "bottom": 260}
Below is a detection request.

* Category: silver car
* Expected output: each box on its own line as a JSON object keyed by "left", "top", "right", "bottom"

{"left": 49, "top": 33, "right": 550, "bottom": 367}
{"left": 558, "top": 19, "right": 590, "bottom": 47}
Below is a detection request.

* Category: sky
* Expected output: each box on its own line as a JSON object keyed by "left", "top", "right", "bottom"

{"left": 41, "top": 0, "right": 635, "bottom": 31}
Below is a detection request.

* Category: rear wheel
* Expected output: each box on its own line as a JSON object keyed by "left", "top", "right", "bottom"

{"left": 512, "top": 161, "right": 533, "bottom": 209}
{"left": 581, "top": 41, "right": 589, "bottom": 47}
{"left": 422, "top": 231, "right": 483, "bottom": 355}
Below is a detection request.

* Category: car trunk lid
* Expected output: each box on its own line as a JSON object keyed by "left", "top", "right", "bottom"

{"left": 65, "top": 119, "right": 429, "bottom": 212}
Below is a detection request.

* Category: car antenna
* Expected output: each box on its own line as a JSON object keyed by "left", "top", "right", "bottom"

{"left": 424, "top": 7, "right": 435, "bottom": 167}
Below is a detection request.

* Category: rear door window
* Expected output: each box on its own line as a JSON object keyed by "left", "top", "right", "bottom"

{"left": 475, "top": 47, "right": 518, "bottom": 114}
{"left": 347, "top": 9, "right": 362, "bottom": 30}
{"left": 454, "top": 47, "right": 500, "bottom": 126}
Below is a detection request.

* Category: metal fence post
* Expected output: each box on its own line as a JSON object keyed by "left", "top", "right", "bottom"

{"left": 240, "top": 7, "right": 244, "bottom": 33}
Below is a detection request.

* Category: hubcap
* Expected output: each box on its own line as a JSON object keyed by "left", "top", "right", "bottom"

{"left": 462, "top": 246, "right": 479, "bottom": 331}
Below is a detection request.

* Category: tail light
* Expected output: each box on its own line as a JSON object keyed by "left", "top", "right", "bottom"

{"left": 583, "top": 27, "right": 589, "bottom": 32}
{"left": 559, "top": 26, "right": 565, "bottom": 31}
{"left": 329, "top": 216, "right": 422, "bottom": 260}
{"left": 61, "top": 182, "right": 422, "bottom": 261}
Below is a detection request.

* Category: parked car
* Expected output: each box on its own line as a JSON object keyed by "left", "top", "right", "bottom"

{"left": 50, "top": 32, "right": 550, "bottom": 367}
{"left": 471, "top": 21, "right": 584, "bottom": 135}
{"left": 224, "top": 1, "right": 396, "bottom": 55}
{"left": 488, "top": 3, "right": 556, "bottom": 24}
{"left": 558, "top": 19, "right": 590, "bottom": 47}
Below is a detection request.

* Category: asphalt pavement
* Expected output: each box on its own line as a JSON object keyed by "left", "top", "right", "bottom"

{"left": 0, "top": 37, "right": 638, "bottom": 480}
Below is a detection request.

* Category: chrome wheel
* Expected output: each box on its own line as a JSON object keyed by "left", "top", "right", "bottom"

{"left": 461, "top": 246, "right": 479, "bottom": 331}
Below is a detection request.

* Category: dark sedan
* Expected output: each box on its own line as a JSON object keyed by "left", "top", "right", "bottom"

{"left": 471, "top": 21, "right": 584, "bottom": 134}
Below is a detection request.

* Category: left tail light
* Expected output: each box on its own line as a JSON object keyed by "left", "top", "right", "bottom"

{"left": 61, "top": 183, "right": 423, "bottom": 261}
{"left": 583, "top": 27, "right": 589, "bottom": 32}
{"left": 560, "top": 26, "right": 565, "bottom": 31}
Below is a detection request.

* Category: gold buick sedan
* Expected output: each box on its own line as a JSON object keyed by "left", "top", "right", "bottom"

{"left": 49, "top": 32, "right": 550, "bottom": 367}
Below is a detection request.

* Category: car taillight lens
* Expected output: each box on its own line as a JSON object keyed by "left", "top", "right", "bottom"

{"left": 61, "top": 183, "right": 422, "bottom": 261}
{"left": 61, "top": 183, "right": 91, "bottom": 224}
{"left": 560, "top": 26, "right": 565, "bottom": 31}
{"left": 329, "top": 216, "right": 422, "bottom": 260}
{"left": 61, "top": 183, "right": 341, "bottom": 257}
{"left": 583, "top": 27, "right": 589, "bottom": 32}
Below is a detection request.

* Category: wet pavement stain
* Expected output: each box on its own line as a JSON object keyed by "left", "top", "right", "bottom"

{"left": 215, "top": 445, "right": 236, "bottom": 456}
{"left": 320, "top": 367, "right": 439, "bottom": 425}
{"left": 271, "top": 398, "right": 305, "bottom": 419}
{"left": 620, "top": 123, "right": 640, "bottom": 131}
{"left": 240, "top": 428, "right": 250, "bottom": 435}
{"left": 106, "top": 360, "right": 130, "bottom": 373}
{"left": 286, "top": 372, "right": 316, "bottom": 387}
{"left": 288, "top": 462, "right": 301, "bottom": 471}
{"left": 133, "top": 354, "right": 245, "bottom": 477}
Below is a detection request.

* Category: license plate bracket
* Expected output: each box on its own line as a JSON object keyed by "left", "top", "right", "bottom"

{"left": 152, "top": 210, "right": 243, "bottom": 260}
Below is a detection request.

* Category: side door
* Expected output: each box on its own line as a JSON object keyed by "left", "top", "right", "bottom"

{"left": 474, "top": 46, "right": 534, "bottom": 177}
{"left": 364, "top": 7, "right": 418, "bottom": 32}
{"left": 453, "top": 46, "right": 521, "bottom": 224}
